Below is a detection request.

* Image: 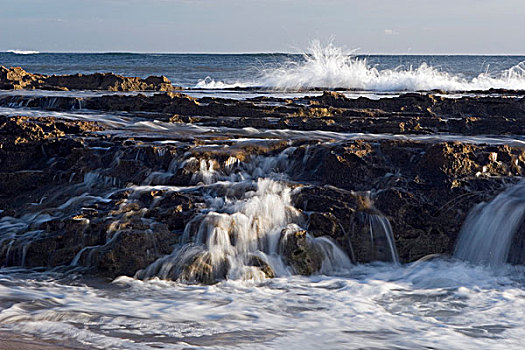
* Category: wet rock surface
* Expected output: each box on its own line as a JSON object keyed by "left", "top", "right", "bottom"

{"left": 0, "top": 66, "right": 180, "bottom": 91}
{"left": 280, "top": 227, "right": 323, "bottom": 275}
{"left": 1, "top": 81, "right": 525, "bottom": 280}
{"left": 1, "top": 90, "right": 524, "bottom": 135}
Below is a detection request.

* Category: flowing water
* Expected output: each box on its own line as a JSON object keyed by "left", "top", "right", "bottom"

{"left": 455, "top": 182, "right": 525, "bottom": 266}
{"left": 1, "top": 262, "right": 525, "bottom": 349}
{"left": 1, "top": 43, "right": 525, "bottom": 348}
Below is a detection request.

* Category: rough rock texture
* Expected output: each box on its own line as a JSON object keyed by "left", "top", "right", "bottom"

{"left": 291, "top": 141, "right": 523, "bottom": 262}
{"left": 280, "top": 227, "right": 323, "bottom": 275}
{"left": 1, "top": 86, "right": 525, "bottom": 280}
{"left": 0, "top": 66, "right": 180, "bottom": 91}
{"left": 2, "top": 90, "right": 524, "bottom": 135}
{"left": 0, "top": 66, "right": 46, "bottom": 89}
{"left": 0, "top": 116, "right": 201, "bottom": 277}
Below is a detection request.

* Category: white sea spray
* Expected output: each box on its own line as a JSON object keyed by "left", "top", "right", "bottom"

{"left": 196, "top": 41, "right": 525, "bottom": 92}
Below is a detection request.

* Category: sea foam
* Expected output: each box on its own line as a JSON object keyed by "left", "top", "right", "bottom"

{"left": 6, "top": 50, "right": 40, "bottom": 55}
{"left": 196, "top": 41, "right": 525, "bottom": 92}
{"left": 1, "top": 261, "right": 525, "bottom": 349}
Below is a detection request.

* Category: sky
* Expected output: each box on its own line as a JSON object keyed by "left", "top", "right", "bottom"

{"left": 1, "top": 0, "right": 524, "bottom": 54}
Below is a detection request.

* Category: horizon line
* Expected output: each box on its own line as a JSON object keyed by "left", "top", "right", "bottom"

{"left": 3, "top": 50, "right": 525, "bottom": 56}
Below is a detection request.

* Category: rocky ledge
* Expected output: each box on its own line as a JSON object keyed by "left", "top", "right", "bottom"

{"left": 0, "top": 66, "right": 180, "bottom": 91}
{"left": 2, "top": 90, "right": 525, "bottom": 135}
{"left": 0, "top": 110, "right": 523, "bottom": 281}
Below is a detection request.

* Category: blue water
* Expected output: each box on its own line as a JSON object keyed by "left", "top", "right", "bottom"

{"left": 1, "top": 46, "right": 525, "bottom": 349}
{"left": 2, "top": 51, "right": 525, "bottom": 90}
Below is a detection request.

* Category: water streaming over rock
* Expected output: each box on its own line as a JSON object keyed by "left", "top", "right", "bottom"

{"left": 348, "top": 191, "right": 400, "bottom": 264}
{"left": 0, "top": 139, "right": 366, "bottom": 283}
{"left": 366, "top": 213, "right": 399, "bottom": 264}
{"left": 137, "top": 148, "right": 353, "bottom": 283}
{"left": 2, "top": 51, "right": 525, "bottom": 348}
{"left": 454, "top": 182, "right": 525, "bottom": 266}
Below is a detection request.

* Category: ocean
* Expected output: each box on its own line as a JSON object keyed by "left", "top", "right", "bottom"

{"left": 2, "top": 43, "right": 525, "bottom": 92}
{"left": 0, "top": 44, "right": 525, "bottom": 349}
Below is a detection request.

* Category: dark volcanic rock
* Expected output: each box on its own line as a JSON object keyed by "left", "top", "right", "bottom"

{"left": 91, "top": 223, "right": 177, "bottom": 277}
{"left": 85, "top": 92, "right": 200, "bottom": 113}
{"left": 279, "top": 226, "right": 324, "bottom": 275}
{"left": 44, "top": 72, "right": 177, "bottom": 92}
{"left": 291, "top": 139, "right": 524, "bottom": 262}
{"left": 0, "top": 66, "right": 180, "bottom": 91}
{"left": 3, "top": 89, "right": 524, "bottom": 136}
{"left": 0, "top": 66, "right": 46, "bottom": 89}
{"left": 0, "top": 116, "right": 204, "bottom": 278}
{"left": 1, "top": 84, "right": 525, "bottom": 280}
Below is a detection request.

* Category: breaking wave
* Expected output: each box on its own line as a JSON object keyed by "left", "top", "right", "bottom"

{"left": 196, "top": 41, "right": 525, "bottom": 92}
{"left": 195, "top": 76, "right": 248, "bottom": 89}
{"left": 7, "top": 50, "right": 40, "bottom": 55}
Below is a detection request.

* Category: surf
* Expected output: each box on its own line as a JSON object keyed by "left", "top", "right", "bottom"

{"left": 195, "top": 41, "right": 525, "bottom": 92}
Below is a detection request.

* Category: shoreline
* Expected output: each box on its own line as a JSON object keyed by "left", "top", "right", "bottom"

{"left": 0, "top": 67, "right": 524, "bottom": 347}
{"left": 0, "top": 83, "right": 523, "bottom": 278}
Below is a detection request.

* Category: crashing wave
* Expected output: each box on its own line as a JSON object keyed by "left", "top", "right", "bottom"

{"left": 196, "top": 41, "right": 525, "bottom": 92}
{"left": 195, "top": 76, "right": 249, "bottom": 89}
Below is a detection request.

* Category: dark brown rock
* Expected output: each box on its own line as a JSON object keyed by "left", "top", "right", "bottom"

{"left": 1, "top": 86, "right": 525, "bottom": 280}
{"left": 0, "top": 66, "right": 181, "bottom": 91}
{"left": 279, "top": 227, "right": 323, "bottom": 275}
{"left": 92, "top": 223, "right": 177, "bottom": 277}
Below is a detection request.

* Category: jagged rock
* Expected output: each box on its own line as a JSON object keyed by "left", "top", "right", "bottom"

{"left": 1, "top": 94, "right": 525, "bottom": 280}
{"left": 0, "top": 66, "right": 181, "bottom": 91}
{"left": 1, "top": 88, "right": 525, "bottom": 136}
{"left": 145, "top": 192, "right": 197, "bottom": 231}
{"left": 179, "top": 252, "right": 218, "bottom": 285}
{"left": 246, "top": 255, "right": 275, "bottom": 278}
{"left": 92, "top": 223, "right": 177, "bottom": 278}
{"left": 84, "top": 92, "right": 199, "bottom": 113}
{"left": 279, "top": 227, "right": 323, "bottom": 275}
{"left": 0, "top": 66, "right": 45, "bottom": 89}
{"left": 43, "top": 73, "right": 177, "bottom": 92}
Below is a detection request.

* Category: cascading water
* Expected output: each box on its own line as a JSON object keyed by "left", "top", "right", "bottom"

{"left": 454, "top": 182, "right": 525, "bottom": 266}
{"left": 137, "top": 148, "right": 353, "bottom": 283}
{"left": 0, "top": 140, "right": 359, "bottom": 282}
{"left": 350, "top": 191, "right": 399, "bottom": 264}
{"left": 138, "top": 178, "right": 302, "bottom": 282}
{"left": 366, "top": 214, "right": 399, "bottom": 264}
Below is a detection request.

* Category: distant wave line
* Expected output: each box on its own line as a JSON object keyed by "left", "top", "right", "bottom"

{"left": 7, "top": 50, "right": 40, "bottom": 55}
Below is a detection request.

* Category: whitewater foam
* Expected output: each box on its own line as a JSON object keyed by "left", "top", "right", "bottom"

{"left": 136, "top": 146, "right": 353, "bottom": 283}
{"left": 195, "top": 76, "right": 249, "bottom": 89}
{"left": 1, "top": 261, "right": 525, "bottom": 349}
{"left": 6, "top": 50, "right": 40, "bottom": 55}
{"left": 195, "top": 41, "right": 525, "bottom": 92}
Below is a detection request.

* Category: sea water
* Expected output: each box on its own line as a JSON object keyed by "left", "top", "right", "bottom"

{"left": 2, "top": 41, "right": 525, "bottom": 92}
{"left": 1, "top": 43, "right": 525, "bottom": 349}
{"left": 0, "top": 261, "right": 524, "bottom": 349}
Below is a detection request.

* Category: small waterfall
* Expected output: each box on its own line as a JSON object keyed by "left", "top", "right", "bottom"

{"left": 1, "top": 141, "right": 358, "bottom": 282}
{"left": 367, "top": 214, "right": 399, "bottom": 264}
{"left": 191, "top": 159, "right": 218, "bottom": 185}
{"left": 137, "top": 147, "right": 353, "bottom": 283}
{"left": 137, "top": 178, "right": 325, "bottom": 282}
{"left": 351, "top": 191, "right": 399, "bottom": 264}
{"left": 454, "top": 182, "right": 525, "bottom": 266}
